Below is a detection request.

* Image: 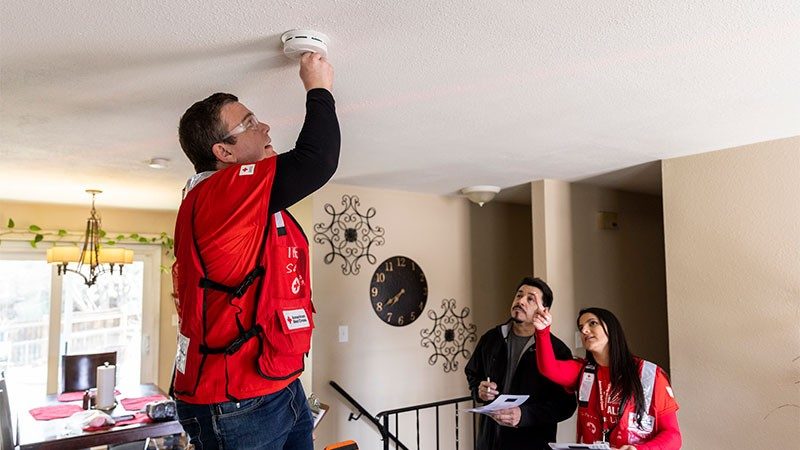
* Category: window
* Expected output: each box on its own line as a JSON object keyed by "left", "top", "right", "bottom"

{"left": 0, "top": 242, "right": 161, "bottom": 395}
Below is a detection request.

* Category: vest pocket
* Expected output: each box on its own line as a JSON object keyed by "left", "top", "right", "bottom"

{"left": 258, "top": 298, "right": 314, "bottom": 379}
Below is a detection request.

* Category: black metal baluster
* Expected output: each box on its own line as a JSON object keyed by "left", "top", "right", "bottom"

{"left": 416, "top": 409, "right": 420, "bottom": 449}
{"left": 435, "top": 405, "right": 440, "bottom": 450}
{"left": 455, "top": 403, "right": 459, "bottom": 450}
{"left": 383, "top": 414, "right": 390, "bottom": 450}
{"left": 395, "top": 413, "right": 399, "bottom": 449}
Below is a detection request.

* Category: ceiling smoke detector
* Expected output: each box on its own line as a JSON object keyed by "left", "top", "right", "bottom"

{"left": 281, "top": 29, "right": 329, "bottom": 59}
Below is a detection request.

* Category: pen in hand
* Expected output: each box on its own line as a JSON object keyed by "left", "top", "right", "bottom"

{"left": 482, "top": 376, "right": 496, "bottom": 400}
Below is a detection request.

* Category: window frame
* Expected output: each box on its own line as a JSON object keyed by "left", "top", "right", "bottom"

{"left": 0, "top": 241, "right": 161, "bottom": 394}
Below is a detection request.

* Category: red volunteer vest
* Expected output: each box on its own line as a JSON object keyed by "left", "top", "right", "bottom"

{"left": 576, "top": 359, "right": 658, "bottom": 446}
{"left": 172, "top": 158, "right": 313, "bottom": 404}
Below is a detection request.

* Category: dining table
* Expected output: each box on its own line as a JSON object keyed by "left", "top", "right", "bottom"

{"left": 16, "top": 383, "right": 184, "bottom": 450}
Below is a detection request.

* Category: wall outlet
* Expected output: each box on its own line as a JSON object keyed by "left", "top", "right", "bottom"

{"left": 338, "top": 325, "right": 348, "bottom": 343}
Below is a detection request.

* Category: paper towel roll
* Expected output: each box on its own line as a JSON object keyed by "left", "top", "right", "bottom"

{"left": 96, "top": 363, "right": 116, "bottom": 409}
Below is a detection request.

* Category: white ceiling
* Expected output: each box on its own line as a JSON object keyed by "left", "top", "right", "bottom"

{"left": 2, "top": 1, "right": 799, "bottom": 210}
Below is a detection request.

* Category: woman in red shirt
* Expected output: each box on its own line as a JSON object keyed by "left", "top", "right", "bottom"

{"left": 532, "top": 301, "right": 682, "bottom": 450}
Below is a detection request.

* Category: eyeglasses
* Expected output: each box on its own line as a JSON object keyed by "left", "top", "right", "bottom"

{"left": 221, "top": 114, "right": 259, "bottom": 141}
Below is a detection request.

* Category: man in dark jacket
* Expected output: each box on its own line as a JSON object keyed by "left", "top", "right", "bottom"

{"left": 465, "top": 277, "right": 576, "bottom": 450}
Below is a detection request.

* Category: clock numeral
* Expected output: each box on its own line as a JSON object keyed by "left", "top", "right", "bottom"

{"left": 375, "top": 273, "right": 386, "bottom": 283}
{"left": 419, "top": 301, "right": 425, "bottom": 311}
{"left": 371, "top": 287, "right": 378, "bottom": 298}
{"left": 375, "top": 302, "right": 383, "bottom": 312}
{"left": 397, "top": 315, "right": 404, "bottom": 325}
{"left": 397, "top": 257, "right": 406, "bottom": 267}
{"left": 386, "top": 312, "right": 393, "bottom": 322}
{"left": 412, "top": 261, "right": 416, "bottom": 271}
{"left": 419, "top": 273, "right": 426, "bottom": 282}
{"left": 410, "top": 312, "right": 416, "bottom": 321}
{"left": 385, "top": 261, "right": 394, "bottom": 272}
{"left": 423, "top": 286, "right": 428, "bottom": 296}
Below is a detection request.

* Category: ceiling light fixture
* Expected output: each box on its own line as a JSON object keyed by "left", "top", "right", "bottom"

{"left": 281, "top": 29, "right": 330, "bottom": 59}
{"left": 46, "top": 189, "right": 132, "bottom": 287}
{"left": 460, "top": 185, "right": 501, "bottom": 207}
{"left": 147, "top": 157, "right": 169, "bottom": 169}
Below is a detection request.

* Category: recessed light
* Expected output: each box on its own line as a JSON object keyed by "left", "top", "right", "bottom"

{"left": 147, "top": 158, "right": 169, "bottom": 169}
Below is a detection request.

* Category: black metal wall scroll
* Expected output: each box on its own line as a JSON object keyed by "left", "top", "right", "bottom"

{"left": 313, "top": 194, "right": 385, "bottom": 276}
{"left": 420, "top": 298, "right": 477, "bottom": 373}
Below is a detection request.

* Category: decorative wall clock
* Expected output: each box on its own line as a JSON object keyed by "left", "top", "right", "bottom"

{"left": 369, "top": 255, "right": 427, "bottom": 327}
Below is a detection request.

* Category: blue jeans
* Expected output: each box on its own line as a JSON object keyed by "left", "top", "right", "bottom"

{"left": 176, "top": 379, "right": 313, "bottom": 450}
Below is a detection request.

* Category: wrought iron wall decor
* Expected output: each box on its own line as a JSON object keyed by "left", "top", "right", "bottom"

{"left": 313, "top": 194, "right": 385, "bottom": 276}
{"left": 420, "top": 298, "right": 477, "bottom": 373}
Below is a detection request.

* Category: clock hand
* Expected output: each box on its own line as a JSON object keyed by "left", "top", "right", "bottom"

{"left": 385, "top": 288, "right": 406, "bottom": 306}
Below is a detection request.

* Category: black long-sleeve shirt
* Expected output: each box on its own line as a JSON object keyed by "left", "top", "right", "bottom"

{"left": 269, "top": 88, "right": 340, "bottom": 214}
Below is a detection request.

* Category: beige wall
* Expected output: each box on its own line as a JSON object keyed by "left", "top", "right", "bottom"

{"left": 531, "top": 179, "right": 580, "bottom": 441}
{"left": 662, "top": 136, "right": 800, "bottom": 448}
{"left": 468, "top": 200, "right": 533, "bottom": 335}
{"left": 310, "top": 183, "right": 531, "bottom": 449}
{"left": 0, "top": 199, "right": 178, "bottom": 390}
{"left": 570, "top": 182, "right": 669, "bottom": 370}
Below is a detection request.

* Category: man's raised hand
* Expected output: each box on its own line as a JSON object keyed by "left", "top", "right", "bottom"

{"left": 299, "top": 52, "right": 333, "bottom": 92}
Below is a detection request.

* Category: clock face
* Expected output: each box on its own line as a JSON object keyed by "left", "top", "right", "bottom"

{"left": 370, "top": 256, "right": 428, "bottom": 327}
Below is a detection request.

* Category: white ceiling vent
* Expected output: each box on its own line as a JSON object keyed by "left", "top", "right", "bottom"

{"left": 281, "top": 29, "right": 329, "bottom": 59}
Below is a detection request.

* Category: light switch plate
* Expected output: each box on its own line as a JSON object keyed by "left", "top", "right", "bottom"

{"left": 575, "top": 331, "right": 584, "bottom": 349}
{"left": 338, "top": 325, "right": 348, "bottom": 343}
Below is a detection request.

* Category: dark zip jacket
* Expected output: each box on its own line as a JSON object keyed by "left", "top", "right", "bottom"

{"left": 465, "top": 322, "right": 577, "bottom": 450}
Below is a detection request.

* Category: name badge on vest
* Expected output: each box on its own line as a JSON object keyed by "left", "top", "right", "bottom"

{"left": 176, "top": 332, "right": 190, "bottom": 374}
{"left": 579, "top": 363, "right": 596, "bottom": 406}
{"left": 282, "top": 308, "right": 311, "bottom": 331}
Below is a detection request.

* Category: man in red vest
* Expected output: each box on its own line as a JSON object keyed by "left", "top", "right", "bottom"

{"left": 172, "top": 52, "right": 339, "bottom": 450}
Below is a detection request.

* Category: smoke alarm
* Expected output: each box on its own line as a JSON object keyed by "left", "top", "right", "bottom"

{"left": 281, "top": 29, "right": 329, "bottom": 59}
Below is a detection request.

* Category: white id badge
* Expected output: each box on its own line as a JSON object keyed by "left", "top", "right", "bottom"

{"left": 176, "top": 332, "right": 189, "bottom": 374}
{"left": 579, "top": 372, "right": 595, "bottom": 403}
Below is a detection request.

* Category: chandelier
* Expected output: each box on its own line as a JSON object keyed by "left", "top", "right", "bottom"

{"left": 45, "top": 189, "right": 133, "bottom": 287}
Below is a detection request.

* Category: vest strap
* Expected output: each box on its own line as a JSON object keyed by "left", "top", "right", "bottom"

{"left": 199, "top": 266, "right": 266, "bottom": 298}
{"left": 199, "top": 326, "right": 262, "bottom": 356}
{"left": 640, "top": 360, "right": 657, "bottom": 413}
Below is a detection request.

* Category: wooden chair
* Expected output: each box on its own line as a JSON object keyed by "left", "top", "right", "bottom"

{"left": 61, "top": 351, "right": 117, "bottom": 393}
{"left": 0, "top": 372, "right": 15, "bottom": 450}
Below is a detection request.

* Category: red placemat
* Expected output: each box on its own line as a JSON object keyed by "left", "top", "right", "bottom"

{"left": 120, "top": 395, "right": 167, "bottom": 411}
{"left": 29, "top": 404, "right": 83, "bottom": 420}
{"left": 56, "top": 389, "right": 121, "bottom": 402}
{"left": 84, "top": 412, "right": 151, "bottom": 431}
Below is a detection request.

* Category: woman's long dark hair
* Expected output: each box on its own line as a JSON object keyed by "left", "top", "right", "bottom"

{"left": 578, "top": 307, "right": 645, "bottom": 426}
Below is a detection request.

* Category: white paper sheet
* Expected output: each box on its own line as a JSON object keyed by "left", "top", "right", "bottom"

{"left": 548, "top": 443, "right": 611, "bottom": 449}
{"left": 466, "top": 394, "right": 529, "bottom": 414}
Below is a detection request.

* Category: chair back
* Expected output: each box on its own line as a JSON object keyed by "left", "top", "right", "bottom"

{"left": 61, "top": 351, "right": 117, "bottom": 393}
{"left": 0, "top": 372, "right": 14, "bottom": 450}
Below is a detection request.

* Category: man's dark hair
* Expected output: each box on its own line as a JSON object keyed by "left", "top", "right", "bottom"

{"left": 178, "top": 92, "right": 239, "bottom": 173}
{"left": 516, "top": 276, "right": 553, "bottom": 308}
